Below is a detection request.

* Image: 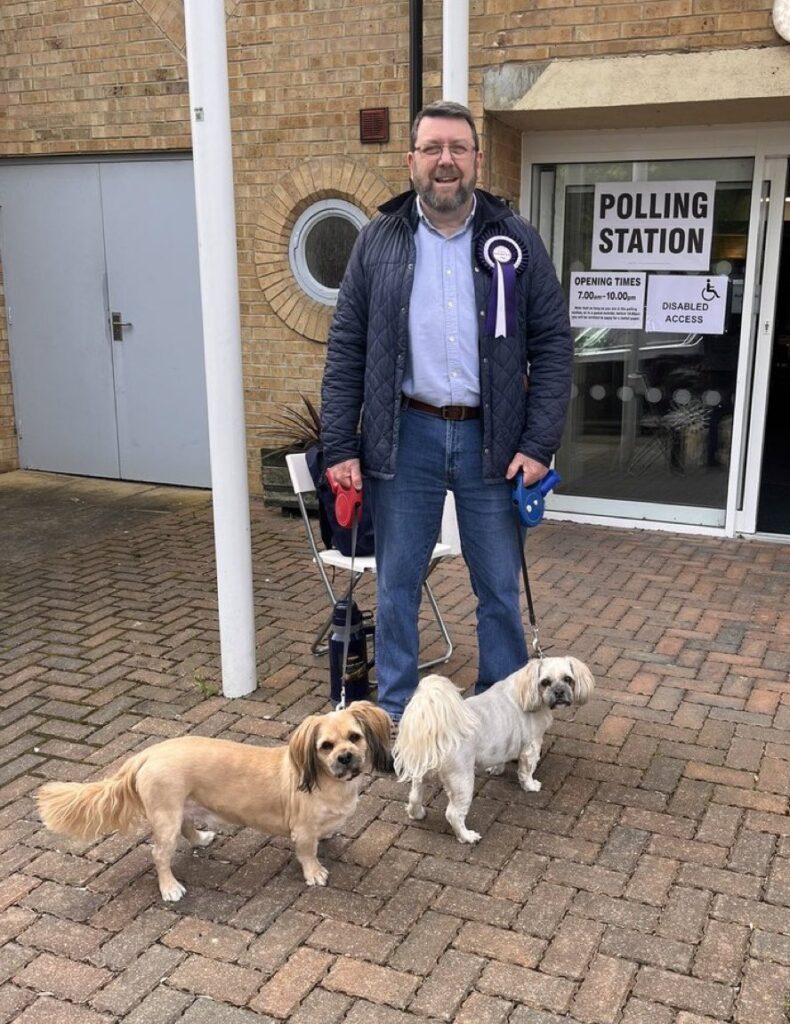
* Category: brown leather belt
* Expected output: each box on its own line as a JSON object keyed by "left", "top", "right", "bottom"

{"left": 401, "top": 396, "right": 480, "bottom": 421}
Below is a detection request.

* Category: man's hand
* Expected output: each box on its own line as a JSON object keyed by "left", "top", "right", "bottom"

{"left": 327, "top": 458, "right": 363, "bottom": 491}
{"left": 505, "top": 454, "right": 547, "bottom": 487}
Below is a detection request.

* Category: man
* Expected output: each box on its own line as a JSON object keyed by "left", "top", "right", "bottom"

{"left": 321, "top": 100, "right": 573, "bottom": 724}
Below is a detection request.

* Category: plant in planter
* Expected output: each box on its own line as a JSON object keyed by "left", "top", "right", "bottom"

{"left": 260, "top": 394, "right": 321, "bottom": 512}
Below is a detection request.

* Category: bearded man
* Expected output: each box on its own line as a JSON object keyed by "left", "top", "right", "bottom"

{"left": 320, "top": 100, "right": 573, "bottom": 727}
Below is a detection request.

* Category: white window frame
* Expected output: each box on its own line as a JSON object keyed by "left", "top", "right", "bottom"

{"left": 520, "top": 122, "right": 790, "bottom": 538}
{"left": 288, "top": 199, "right": 368, "bottom": 306}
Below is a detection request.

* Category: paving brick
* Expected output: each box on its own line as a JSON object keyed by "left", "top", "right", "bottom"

{"left": 0, "top": 906, "right": 37, "bottom": 944}
{"left": 620, "top": 998, "right": 674, "bottom": 1024}
{"left": 388, "top": 910, "right": 460, "bottom": 975}
{"left": 600, "top": 923, "right": 693, "bottom": 973}
{"left": 242, "top": 911, "right": 319, "bottom": 974}
{"left": 515, "top": 883, "right": 575, "bottom": 938}
{"left": 94, "top": 907, "right": 177, "bottom": 970}
{"left": 571, "top": 953, "right": 636, "bottom": 1024}
{"left": 540, "top": 915, "right": 604, "bottom": 979}
{"left": 306, "top": 919, "right": 398, "bottom": 964}
{"left": 249, "top": 946, "right": 333, "bottom": 1017}
{"left": 321, "top": 956, "right": 418, "bottom": 1010}
{"left": 14, "top": 995, "right": 114, "bottom": 1024}
{"left": 455, "top": 991, "right": 512, "bottom": 1024}
{"left": 124, "top": 985, "right": 193, "bottom": 1024}
{"left": 736, "top": 958, "right": 790, "bottom": 1024}
{"left": 433, "top": 886, "right": 518, "bottom": 928}
{"left": 178, "top": 997, "right": 273, "bottom": 1024}
{"left": 162, "top": 916, "right": 254, "bottom": 963}
{"left": 0, "top": 943, "right": 35, "bottom": 984}
{"left": 632, "top": 965, "right": 734, "bottom": 1018}
{"left": 454, "top": 921, "right": 544, "bottom": 970}
{"left": 287, "top": 987, "right": 351, "bottom": 1024}
{"left": 477, "top": 961, "right": 575, "bottom": 1014}
{"left": 409, "top": 949, "right": 483, "bottom": 1020}
{"left": 657, "top": 886, "right": 712, "bottom": 942}
{"left": 693, "top": 919, "right": 749, "bottom": 984}
{"left": 91, "top": 945, "right": 185, "bottom": 1015}
{"left": 490, "top": 850, "right": 548, "bottom": 901}
{"left": 14, "top": 952, "right": 112, "bottom": 1002}
{"left": 0, "top": 985, "right": 36, "bottom": 1024}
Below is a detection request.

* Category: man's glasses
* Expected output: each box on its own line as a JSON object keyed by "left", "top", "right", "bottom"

{"left": 412, "top": 142, "right": 477, "bottom": 159}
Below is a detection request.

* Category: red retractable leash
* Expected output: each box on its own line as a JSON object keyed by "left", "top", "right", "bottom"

{"left": 326, "top": 473, "right": 363, "bottom": 709}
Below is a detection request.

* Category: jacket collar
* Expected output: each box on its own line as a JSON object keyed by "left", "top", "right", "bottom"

{"left": 378, "top": 188, "right": 512, "bottom": 236}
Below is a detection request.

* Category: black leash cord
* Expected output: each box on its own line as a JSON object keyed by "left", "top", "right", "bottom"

{"left": 515, "top": 517, "right": 544, "bottom": 659}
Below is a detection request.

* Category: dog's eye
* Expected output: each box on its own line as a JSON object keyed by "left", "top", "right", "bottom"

{"left": 539, "top": 679, "right": 550, "bottom": 688}
{"left": 348, "top": 732, "right": 362, "bottom": 743}
{"left": 319, "top": 740, "right": 334, "bottom": 751}
{"left": 562, "top": 675, "right": 574, "bottom": 686}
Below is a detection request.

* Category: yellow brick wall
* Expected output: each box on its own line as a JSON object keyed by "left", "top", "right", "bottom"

{"left": 0, "top": 0, "right": 780, "bottom": 492}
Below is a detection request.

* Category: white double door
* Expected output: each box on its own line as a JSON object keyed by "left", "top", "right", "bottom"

{"left": 0, "top": 158, "right": 210, "bottom": 487}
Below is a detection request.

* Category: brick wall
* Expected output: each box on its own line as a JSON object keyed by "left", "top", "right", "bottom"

{"left": 0, "top": 0, "right": 781, "bottom": 492}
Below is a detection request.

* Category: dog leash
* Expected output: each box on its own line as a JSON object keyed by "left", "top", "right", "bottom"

{"left": 326, "top": 474, "right": 363, "bottom": 710}
{"left": 511, "top": 468, "right": 561, "bottom": 660}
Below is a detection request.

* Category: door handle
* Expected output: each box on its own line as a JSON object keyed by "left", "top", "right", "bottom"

{"left": 111, "top": 311, "right": 133, "bottom": 341}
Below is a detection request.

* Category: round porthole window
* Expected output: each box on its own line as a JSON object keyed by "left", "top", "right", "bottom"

{"left": 289, "top": 199, "right": 368, "bottom": 306}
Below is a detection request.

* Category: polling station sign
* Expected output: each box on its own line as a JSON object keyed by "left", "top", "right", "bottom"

{"left": 645, "top": 275, "right": 728, "bottom": 334}
{"left": 591, "top": 181, "right": 715, "bottom": 272}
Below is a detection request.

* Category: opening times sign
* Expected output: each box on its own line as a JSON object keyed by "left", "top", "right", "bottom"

{"left": 569, "top": 272, "right": 646, "bottom": 328}
{"left": 591, "top": 181, "right": 715, "bottom": 271}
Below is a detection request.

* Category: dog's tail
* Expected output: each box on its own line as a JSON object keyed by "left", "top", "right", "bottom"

{"left": 37, "top": 755, "right": 145, "bottom": 841}
{"left": 393, "top": 674, "right": 479, "bottom": 780}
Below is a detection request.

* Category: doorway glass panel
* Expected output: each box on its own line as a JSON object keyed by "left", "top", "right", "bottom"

{"left": 532, "top": 157, "right": 754, "bottom": 525}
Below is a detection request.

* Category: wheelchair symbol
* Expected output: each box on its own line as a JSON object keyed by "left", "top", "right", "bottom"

{"left": 701, "top": 279, "right": 720, "bottom": 301}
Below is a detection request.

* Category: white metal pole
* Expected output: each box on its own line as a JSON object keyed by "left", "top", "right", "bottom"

{"left": 443, "top": 0, "right": 469, "bottom": 105}
{"left": 183, "top": 0, "right": 257, "bottom": 697}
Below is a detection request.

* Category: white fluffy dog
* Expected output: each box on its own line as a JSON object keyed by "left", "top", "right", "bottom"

{"left": 393, "top": 658, "right": 595, "bottom": 844}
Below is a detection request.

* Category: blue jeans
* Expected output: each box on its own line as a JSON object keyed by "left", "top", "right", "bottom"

{"left": 368, "top": 406, "right": 528, "bottom": 720}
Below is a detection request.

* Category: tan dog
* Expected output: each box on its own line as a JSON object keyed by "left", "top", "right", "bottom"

{"left": 37, "top": 702, "right": 391, "bottom": 899}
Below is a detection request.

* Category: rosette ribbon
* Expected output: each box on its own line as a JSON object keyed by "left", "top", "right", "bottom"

{"left": 476, "top": 234, "right": 526, "bottom": 338}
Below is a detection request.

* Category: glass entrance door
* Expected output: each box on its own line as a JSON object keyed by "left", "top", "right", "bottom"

{"left": 532, "top": 157, "right": 754, "bottom": 527}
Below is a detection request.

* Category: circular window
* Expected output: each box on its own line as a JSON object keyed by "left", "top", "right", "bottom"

{"left": 289, "top": 200, "right": 368, "bottom": 305}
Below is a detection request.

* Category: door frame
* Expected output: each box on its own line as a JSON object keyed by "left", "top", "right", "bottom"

{"left": 520, "top": 122, "right": 790, "bottom": 538}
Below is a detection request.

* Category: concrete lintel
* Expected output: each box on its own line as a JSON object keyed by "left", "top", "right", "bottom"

{"left": 484, "top": 47, "right": 790, "bottom": 130}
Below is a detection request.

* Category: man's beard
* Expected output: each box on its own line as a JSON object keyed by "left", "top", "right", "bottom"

{"left": 413, "top": 168, "right": 476, "bottom": 213}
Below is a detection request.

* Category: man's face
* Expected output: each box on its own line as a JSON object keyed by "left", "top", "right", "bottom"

{"left": 407, "top": 116, "right": 482, "bottom": 215}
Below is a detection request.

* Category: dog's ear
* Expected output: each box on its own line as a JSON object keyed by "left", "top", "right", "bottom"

{"left": 568, "top": 658, "right": 595, "bottom": 705}
{"left": 514, "top": 662, "right": 542, "bottom": 712}
{"left": 350, "top": 701, "right": 392, "bottom": 773}
{"left": 289, "top": 716, "right": 322, "bottom": 793}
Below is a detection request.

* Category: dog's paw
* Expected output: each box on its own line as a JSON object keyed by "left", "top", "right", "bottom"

{"left": 458, "top": 829, "right": 481, "bottom": 844}
{"left": 160, "top": 879, "right": 186, "bottom": 902}
{"left": 407, "top": 803, "right": 426, "bottom": 821}
{"left": 485, "top": 764, "right": 505, "bottom": 777}
{"left": 304, "top": 864, "right": 329, "bottom": 887}
{"left": 195, "top": 829, "right": 216, "bottom": 847}
{"left": 519, "top": 776, "right": 542, "bottom": 792}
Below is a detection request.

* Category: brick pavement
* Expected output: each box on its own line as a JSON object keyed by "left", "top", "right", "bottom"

{"left": 1, "top": 471, "right": 789, "bottom": 1023}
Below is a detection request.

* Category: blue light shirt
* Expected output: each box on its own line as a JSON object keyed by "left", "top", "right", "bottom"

{"left": 402, "top": 196, "right": 480, "bottom": 408}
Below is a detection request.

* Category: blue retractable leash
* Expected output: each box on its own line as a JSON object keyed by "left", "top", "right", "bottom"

{"left": 512, "top": 468, "right": 561, "bottom": 658}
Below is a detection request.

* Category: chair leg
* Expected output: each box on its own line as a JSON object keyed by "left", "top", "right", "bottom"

{"left": 418, "top": 579, "right": 453, "bottom": 670}
{"left": 311, "top": 608, "right": 334, "bottom": 656}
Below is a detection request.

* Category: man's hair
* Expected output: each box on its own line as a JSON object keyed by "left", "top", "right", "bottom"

{"left": 410, "top": 101, "right": 479, "bottom": 151}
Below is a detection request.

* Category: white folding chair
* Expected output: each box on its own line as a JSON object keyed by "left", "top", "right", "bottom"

{"left": 285, "top": 451, "right": 458, "bottom": 669}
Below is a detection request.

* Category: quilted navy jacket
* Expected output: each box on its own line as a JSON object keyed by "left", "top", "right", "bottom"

{"left": 321, "top": 188, "right": 573, "bottom": 482}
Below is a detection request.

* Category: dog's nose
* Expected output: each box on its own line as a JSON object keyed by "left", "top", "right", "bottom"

{"left": 337, "top": 751, "right": 353, "bottom": 766}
